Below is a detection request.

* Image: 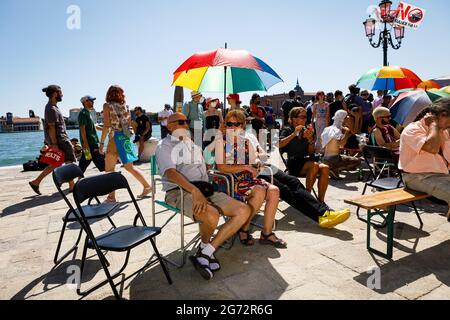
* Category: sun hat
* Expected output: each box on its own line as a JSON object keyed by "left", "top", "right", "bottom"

{"left": 227, "top": 94, "right": 242, "bottom": 104}
{"left": 191, "top": 91, "right": 202, "bottom": 98}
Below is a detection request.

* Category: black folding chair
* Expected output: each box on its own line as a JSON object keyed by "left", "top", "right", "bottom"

{"left": 73, "top": 172, "right": 172, "bottom": 299}
{"left": 356, "top": 145, "right": 423, "bottom": 228}
{"left": 52, "top": 164, "right": 119, "bottom": 265}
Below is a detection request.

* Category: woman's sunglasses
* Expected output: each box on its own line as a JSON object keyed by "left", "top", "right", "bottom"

{"left": 226, "top": 122, "right": 243, "bottom": 127}
{"left": 169, "top": 119, "right": 191, "bottom": 125}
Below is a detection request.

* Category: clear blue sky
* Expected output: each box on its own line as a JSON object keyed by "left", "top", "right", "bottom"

{"left": 0, "top": 0, "right": 448, "bottom": 117}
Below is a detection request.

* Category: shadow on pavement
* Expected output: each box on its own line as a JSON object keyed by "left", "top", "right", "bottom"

{"left": 375, "top": 222, "right": 431, "bottom": 255}
{"left": 275, "top": 207, "right": 354, "bottom": 242}
{"left": 354, "top": 240, "right": 450, "bottom": 294}
{"left": 10, "top": 258, "right": 103, "bottom": 300}
{"left": 1, "top": 192, "right": 61, "bottom": 217}
{"left": 125, "top": 238, "right": 289, "bottom": 300}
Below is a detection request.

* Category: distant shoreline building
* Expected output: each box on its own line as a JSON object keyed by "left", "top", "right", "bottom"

{"left": 260, "top": 79, "right": 316, "bottom": 117}
{"left": 0, "top": 110, "right": 42, "bottom": 133}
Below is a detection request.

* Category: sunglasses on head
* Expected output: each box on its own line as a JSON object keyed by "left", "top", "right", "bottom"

{"left": 226, "top": 122, "right": 243, "bottom": 127}
{"left": 170, "top": 119, "right": 191, "bottom": 125}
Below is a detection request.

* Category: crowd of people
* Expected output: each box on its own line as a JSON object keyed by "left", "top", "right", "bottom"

{"left": 27, "top": 83, "right": 450, "bottom": 281}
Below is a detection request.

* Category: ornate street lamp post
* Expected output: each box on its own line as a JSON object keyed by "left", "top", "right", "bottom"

{"left": 363, "top": 0, "right": 405, "bottom": 67}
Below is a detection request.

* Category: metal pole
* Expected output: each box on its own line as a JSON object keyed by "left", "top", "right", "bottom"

{"left": 224, "top": 42, "right": 228, "bottom": 111}
{"left": 383, "top": 23, "right": 389, "bottom": 67}
{"left": 383, "top": 23, "right": 389, "bottom": 94}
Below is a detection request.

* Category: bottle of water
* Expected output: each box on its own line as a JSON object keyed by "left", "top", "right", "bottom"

{"left": 84, "top": 148, "right": 92, "bottom": 161}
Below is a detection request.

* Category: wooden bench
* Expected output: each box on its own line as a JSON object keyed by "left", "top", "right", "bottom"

{"left": 345, "top": 188, "right": 430, "bottom": 259}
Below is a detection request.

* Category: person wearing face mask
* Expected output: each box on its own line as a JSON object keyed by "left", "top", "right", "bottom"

{"left": 158, "top": 104, "right": 174, "bottom": 139}
{"left": 371, "top": 107, "right": 401, "bottom": 152}
{"left": 29, "top": 85, "right": 76, "bottom": 195}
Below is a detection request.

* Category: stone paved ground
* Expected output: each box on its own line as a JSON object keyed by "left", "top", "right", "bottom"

{"left": 0, "top": 155, "right": 449, "bottom": 300}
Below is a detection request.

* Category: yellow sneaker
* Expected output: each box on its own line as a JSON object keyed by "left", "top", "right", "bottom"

{"left": 319, "top": 209, "right": 351, "bottom": 229}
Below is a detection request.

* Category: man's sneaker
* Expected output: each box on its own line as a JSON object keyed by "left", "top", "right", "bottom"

{"left": 319, "top": 209, "right": 351, "bottom": 229}
{"left": 189, "top": 251, "right": 213, "bottom": 280}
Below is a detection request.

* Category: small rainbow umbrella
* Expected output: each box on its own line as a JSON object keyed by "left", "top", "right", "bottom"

{"left": 356, "top": 66, "right": 422, "bottom": 91}
{"left": 172, "top": 47, "right": 283, "bottom": 102}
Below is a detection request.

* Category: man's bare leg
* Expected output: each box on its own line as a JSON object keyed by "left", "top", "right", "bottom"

{"left": 199, "top": 200, "right": 251, "bottom": 249}
{"left": 29, "top": 165, "right": 54, "bottom": 194}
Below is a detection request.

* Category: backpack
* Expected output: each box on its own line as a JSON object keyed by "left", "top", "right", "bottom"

{"left": 344, "top": 94, "right": 356, "bottom": 107}
{"left": 23, "top": 159, "right": 48, "bottom": 172}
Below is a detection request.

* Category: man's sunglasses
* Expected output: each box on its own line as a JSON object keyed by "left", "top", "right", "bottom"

{"left": 226, "top": 122, "right": 243, "bottom": 127}
{"left": 294, "top": 115, "right": 307, "bottom": 119}
{"left": 169, "top": 119, "right": 191, "bottom": 125}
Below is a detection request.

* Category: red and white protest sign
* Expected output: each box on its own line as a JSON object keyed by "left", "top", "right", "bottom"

{"left": 394, "top": 2, "right": 426, "bottom": 29}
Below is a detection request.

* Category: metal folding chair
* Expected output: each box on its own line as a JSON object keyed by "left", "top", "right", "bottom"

{"left": 356, "top": 145, "right": 423, "bottom": 228}
{"left": 52, "top": 164, "right": 119, "bottom": 265}
{"left": 73, "top": 172, "right": 172, "bottom": 299}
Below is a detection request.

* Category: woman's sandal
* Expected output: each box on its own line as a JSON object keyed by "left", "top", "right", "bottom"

{"left": 259, "top": 232, "right": 287, "bottom": 249}
{"left": 138, "top": 187, "right": 152, "bottom": 199}
{"left": 238, "top": 229, "right": 255, "bottom": 246}
{"left": 103, "top": 197, "right": 117, "bottom": 204}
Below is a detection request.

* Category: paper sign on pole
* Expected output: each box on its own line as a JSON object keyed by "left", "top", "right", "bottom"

{"left": 394, "top": 2, "right": 426, "bottom": 29}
